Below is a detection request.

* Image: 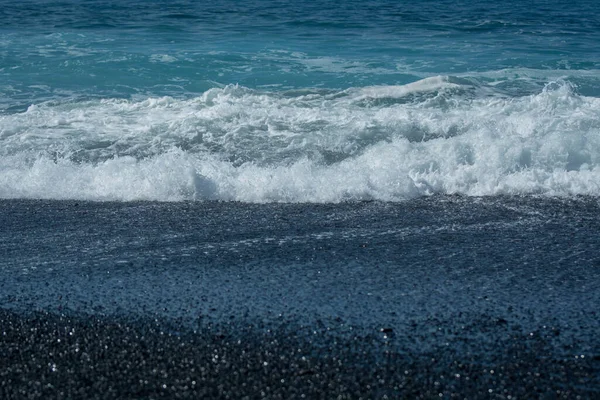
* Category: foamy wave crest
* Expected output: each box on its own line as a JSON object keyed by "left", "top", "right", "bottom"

{"left": 1, "top": 79, "right": 599, "bottom": 202}
{"left": 351, "top": 76, "right": 465, "bottom": 100}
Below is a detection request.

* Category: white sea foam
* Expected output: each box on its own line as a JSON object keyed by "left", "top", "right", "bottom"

{"left": 149, "top": 54, "right": 178, "bottom": 63}
{"left": 352, "top": 76, "right": 462, "bottom": 99}
{"left": 0, "top": 78, "right": 599, "bottom": 202}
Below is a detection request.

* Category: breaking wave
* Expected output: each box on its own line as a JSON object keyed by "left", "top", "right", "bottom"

{"left": 1, "top": 77, "right": 599, "bottom": 202}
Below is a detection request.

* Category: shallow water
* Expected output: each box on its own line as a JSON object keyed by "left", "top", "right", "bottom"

{"left": 2, "top": 197, "right": 599, "bottom": 339}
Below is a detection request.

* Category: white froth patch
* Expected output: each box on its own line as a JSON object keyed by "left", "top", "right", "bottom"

{"left": 0, "top": 80, "right": 599, "bottom": 202}
{"left": 0, "top": 141, "right": 599, "bottom": 202}
{"left": 149, "top": 54, "right": 178, "bottom": 63}
{"left": 354, "top": 76, "right": 461, "bottom": 99}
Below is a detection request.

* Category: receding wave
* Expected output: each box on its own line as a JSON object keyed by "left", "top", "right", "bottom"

{"left": 1, "top": 78, "right": 599, "bottom": 202}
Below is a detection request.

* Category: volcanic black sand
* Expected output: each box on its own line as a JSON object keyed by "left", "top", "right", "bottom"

{"left": 1, "top": 197, "right": 599, "bottom": 398}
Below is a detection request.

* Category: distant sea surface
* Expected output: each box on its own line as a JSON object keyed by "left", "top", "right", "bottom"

{"left": 1, "top": 1, "right": 600, "bottom": 398}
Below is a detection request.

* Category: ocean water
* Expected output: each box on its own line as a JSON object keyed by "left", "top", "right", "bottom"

{"left": 1, "top": 1, "right": 600, "bottom": 397}
{"left": 1, "top": 0, "right": 599, "bottom": 202}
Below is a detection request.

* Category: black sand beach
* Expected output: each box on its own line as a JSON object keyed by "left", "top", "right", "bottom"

{"left": 1, "top": 197, "right": 599, "bottom": 398}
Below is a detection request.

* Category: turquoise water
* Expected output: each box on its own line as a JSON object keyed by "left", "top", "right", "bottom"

{"left": 1, "top": 0, "right": 599, "bottom": 201}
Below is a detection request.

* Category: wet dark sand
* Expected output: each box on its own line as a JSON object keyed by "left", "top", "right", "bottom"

{"left": 1, "top": 197, "right": 599, "bottom": 398}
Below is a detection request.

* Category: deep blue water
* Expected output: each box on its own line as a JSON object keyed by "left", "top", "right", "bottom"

{"left": 0, "top": 0, "right": 599, "bottom": 201}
